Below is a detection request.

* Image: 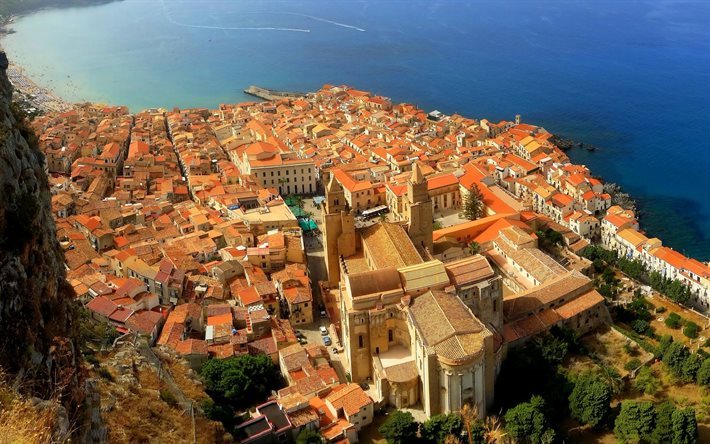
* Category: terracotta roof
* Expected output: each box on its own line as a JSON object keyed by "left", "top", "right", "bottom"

{"left": 175, "top": 338, "right": 208, "bottom": 356}
{"left": 326, "top": 383, "right": 372, "bottom": 416}
{"left": 408, "top": 291, "right": 489, "bottom": 363}
{"left": 444, "top": 255, "right": 495, "bottom": 287}
{"left": 361, "top": 223, "right": 423, "bottom": 269}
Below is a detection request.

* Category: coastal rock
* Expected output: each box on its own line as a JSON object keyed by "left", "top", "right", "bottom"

{"left": 0, "top": 51, "right": 7, "bottom": 71}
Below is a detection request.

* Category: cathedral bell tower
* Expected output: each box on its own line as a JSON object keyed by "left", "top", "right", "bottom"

{"left": 322, "top": 174, "right": 356, "bottom": 285}
{"left": 406, "top": 163, "right": 433, "bottom": 254}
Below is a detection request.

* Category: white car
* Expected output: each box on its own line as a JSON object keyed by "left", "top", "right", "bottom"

{"left": 320, "top": 326, "right": 328, "bottom": 336}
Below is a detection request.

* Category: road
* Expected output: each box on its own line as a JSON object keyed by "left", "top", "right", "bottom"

{"left": 298, "top": 198, "right": 348, "bottom": 382}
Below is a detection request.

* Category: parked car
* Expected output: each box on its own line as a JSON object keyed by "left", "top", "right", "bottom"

{"left": 320, "top": 310, "right": 327, "bottom": 318}
{"left": 295, "top": 330, "right": 305, "bottom": 339}
{"left": 323, "top": 336, "right": 332, "bottom": 346}
{"left": 319, "top": 326, "right": 328, "bottom": 336}
{"left": 332, "top": 347, "right": 338, "bottom": 354}
{"left": 298, "top": 337, "right": 307, "bottom": 345}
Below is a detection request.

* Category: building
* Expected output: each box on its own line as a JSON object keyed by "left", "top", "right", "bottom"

{"left": 233, "top": 141, "right": 317, "bottom": 196}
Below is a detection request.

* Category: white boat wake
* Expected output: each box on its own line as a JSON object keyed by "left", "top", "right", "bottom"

{"left": 280, "top": 12, "right": 366, "bottom": 32}
{"left": 160, "top": 0, "right": 364, "bottom": 33}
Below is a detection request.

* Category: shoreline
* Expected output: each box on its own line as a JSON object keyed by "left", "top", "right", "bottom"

{"left": 0, "top": 23, "right": 702, "bottom": 261}
{"left": 5, "top": 62, "right": 73, "bottom": 113}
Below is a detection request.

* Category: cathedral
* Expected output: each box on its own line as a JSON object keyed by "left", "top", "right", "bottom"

{"left": 321, "top": 167, "right": 504, "bottom": 418}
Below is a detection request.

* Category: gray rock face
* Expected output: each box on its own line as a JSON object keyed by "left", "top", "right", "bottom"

{"left": 0, "top": 50, "right": 79, "bottom": 401}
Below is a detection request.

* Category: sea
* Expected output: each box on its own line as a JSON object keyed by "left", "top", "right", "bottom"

{"left": 3, "top": 0, "right": 710, "bottom": 260}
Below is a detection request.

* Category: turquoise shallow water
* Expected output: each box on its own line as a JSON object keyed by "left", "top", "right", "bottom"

{"left": 3, "top": 0, "right": 710, "bottom": 260}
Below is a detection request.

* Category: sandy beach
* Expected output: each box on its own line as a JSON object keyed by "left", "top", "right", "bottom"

{"left": 5, "top": 62, "right": 73, "bottom": 113}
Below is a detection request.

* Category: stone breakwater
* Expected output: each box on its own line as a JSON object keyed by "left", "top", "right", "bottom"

{"left": 244, "top": 85, "right": 306, "bottom": 101}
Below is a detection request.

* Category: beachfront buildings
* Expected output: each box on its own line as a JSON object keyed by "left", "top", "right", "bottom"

{"left": 602, "top": 205, "right": 710, "bottom": 311}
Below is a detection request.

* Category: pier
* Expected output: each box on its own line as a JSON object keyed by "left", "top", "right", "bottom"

{"left": 244, "top": 85, "right": 306, "bottom": 101}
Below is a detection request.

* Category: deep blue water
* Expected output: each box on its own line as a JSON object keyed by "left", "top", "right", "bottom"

{"left": 3, "top": 0, "right": 710, "bottom": 260}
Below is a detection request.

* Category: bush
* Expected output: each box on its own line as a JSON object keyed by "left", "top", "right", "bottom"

{"left": 665, "top": 312, "right": 682, "bottom": 329}
{"left": 632, "top": 320, "right": 654, "bottom": 337}
{"left": 83, "top": 352, "right": 99, "bottom": 367}
{"left": 624, "top": 358, "right": 642, "bottom": 371}
{"left": 296, "top": 428, "right": 323, "bottom": 444}
{"left": 200, "top": 354, "right": 283, "bottom": 413}
{"left": 159, "top": 388, "right": 178, "bottom": 406}
{"left": 97, "top": 367, "right": 114, "bottom": 382}
{"left": 634, "top": 367, "right": 660, "bottom": 395}
{"left": 683, "top": 321, "right": 699, "bottom": 339}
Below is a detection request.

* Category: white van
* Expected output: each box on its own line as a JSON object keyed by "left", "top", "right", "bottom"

{"left": 319, "top": 326, "right": 328, "bottom": 336}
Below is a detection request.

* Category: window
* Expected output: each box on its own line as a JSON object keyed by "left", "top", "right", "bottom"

{"left": 388, "top": 329, "right": 393, "bottom": 342}
{"left": 493, "top": 299, "right": 498, "bottom": 312}
{"left": 358, "top": 335, "right": 364, "bottom": 348}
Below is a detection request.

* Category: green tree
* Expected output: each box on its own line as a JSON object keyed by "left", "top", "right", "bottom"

{"left": 634, "top": 366, "right": 660, "bottom": 395}
{"left": 618, "top": 258, "right": 646, "bottom": 280}
{"left": 296, "top": 428, "right": 323, "bottom": 444}
{"left": 580, "top": 245, "right": 618, "bottom": 268}
{"left": 683, "top": 321, "right": 699, "bottom": 339}
{"left": 681, "top": 353, "right": 703, "bottom": 383}
{"left": 614, "top": 401, "right": 656, "bottom": 443}
{"left": 632, "top": 319, "right": 654, "bottom": 337}
{"left": 536, "top": 228, "right": 564, "bottom": 252}
{"left": 200, "top": 354, "right": 282, "bottom": 412}
{"left": 569, "top": 373, "right": 611, "bottom": 428}
{"left": 696, "top": 358, "right": 710, "bottom": 386}
{"left": 651, "top": 401, "right": 676, "bottom": 444}
{"left": 462, "top": 185, "right": 485, "bottom": 220}
{"left": 503, "top": 395, "right": 555, "bottom": 444}
{"left": 421, "top": 413, "right": 463, "bottom": 443}
{"left": 663, "top": 342, "right": 690, "bottom": 377}
{"left": 671, "top": 407, "right": 698, "bottom": 444}
{"left": 656, "top": 334, "right": 674, "bottom": 359}
{"left": 665, "top": 313, "right": 683, "bottom": 329}
{"left": 533, "top": 333, "right": 568, "bottom": 366}
{"left": 379, "top": 410, "right": 419, "bottom": 444}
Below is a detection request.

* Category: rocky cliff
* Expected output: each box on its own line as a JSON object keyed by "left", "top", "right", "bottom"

{"left": 0, "top": 50, "right": 82, "bottom": 413}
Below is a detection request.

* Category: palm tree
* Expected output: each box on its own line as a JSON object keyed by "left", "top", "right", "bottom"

{"left": 468, "top": 241, "right": 481, "bottom": 256}
{"left": 458, "top": 404, "right": 506, "bottom": 444}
